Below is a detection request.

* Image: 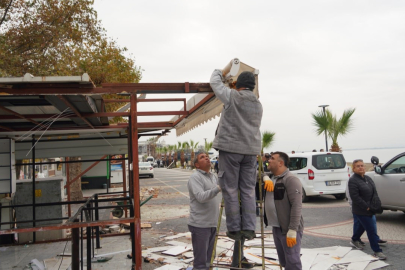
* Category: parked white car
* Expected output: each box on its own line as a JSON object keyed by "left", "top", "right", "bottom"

{"left": 288, "top": 152, "right": 350, "bottom": 202}
{"left": 365, "top": 154, "right": 405, "bottom": 212}
{"left": 139, "top": 162, "right": 154, "bottom": 178}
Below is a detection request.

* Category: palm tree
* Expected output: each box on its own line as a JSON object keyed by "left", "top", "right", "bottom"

{"left": 162, "top": 146, "right": 168, "bottom": 166}
{"left": 204, "top": 140, "right": 213, "bottom": 153}
{"left": 312, "top": 108, "right": 356, "bottom": 152}
{"left": 261, "top": 131, "right": 275, "bottom": 156}
{"left": 167, "top": 145, "right": 174, "bottom": 165}
{"left": 189, "top": 140, "right": 199, "bottom": 168}
{"left": 172, "top": 144, "right": 178, "bottom": 164}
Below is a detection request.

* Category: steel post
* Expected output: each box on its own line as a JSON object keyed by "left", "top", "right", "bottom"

{"left": 71, "top": 219, "right": 80, "bottom": 270}
{"left": 94, "top": 194, "right": 101, "bottom": 249}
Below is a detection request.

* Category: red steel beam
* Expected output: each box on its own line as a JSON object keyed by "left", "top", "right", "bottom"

{"left": 130, "top": 94, "right": 142, "bottom": 270}
{"left": 0, "top": 83, "right": 212, "bottom": 95}
{"left": 103, "top": 98, "right": 186, "bottom": 103}
{"left": 57, "top": 95, "right": 94, "bottom": 129}
{"left": 0, "top": 218, "right": 134, "bottom": 235}
{"left": 0, "top": 110, "right": 187, "bottom": 119}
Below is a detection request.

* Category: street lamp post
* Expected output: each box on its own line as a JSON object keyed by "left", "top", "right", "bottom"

{"left": 318, "top": 105, "right": 329, "bottom": 151}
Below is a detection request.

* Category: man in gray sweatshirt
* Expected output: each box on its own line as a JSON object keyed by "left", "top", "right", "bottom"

{"left": 210, "top": 69, "right": 263, "bottom": 241}
{"left": 188, "top": 152, "right": 221, "bottom": 270}
{"left": 264, "top": 152, "right": 304, "bottom": 270}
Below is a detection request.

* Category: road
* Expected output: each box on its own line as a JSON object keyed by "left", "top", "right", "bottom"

{"left": 140, "top": 168, "right": 405, "bottom": 269}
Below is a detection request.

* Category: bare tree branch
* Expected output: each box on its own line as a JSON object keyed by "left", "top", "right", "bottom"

{"left": 0, "top": 0, "right": 14, "bottom": 28}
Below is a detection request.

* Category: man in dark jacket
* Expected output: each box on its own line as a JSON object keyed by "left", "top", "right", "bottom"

{"left": 348, "top": 159, "right": 387, "bottom": 260}
{"left": 210, "top": 69, "right": 263, "bottom": 241}
{"left": 264, "top": 152, "right": 304, "bottom": 270}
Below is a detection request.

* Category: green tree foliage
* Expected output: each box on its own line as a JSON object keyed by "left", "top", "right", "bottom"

{"left": 261, "top": 131, "right": 275, "bottom": 155}
{"left": 204, "top": 140, "right": 213, "bottom": 153}
{"left": 312, "top": 108, "right": 356, "bottom": 152}
{"left": 0, "top": 0, "right": 142, "bottom": 122}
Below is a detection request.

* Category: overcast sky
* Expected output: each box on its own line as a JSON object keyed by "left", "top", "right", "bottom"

{"left": 93, "top": 0, "right": 405, "bottom": 153}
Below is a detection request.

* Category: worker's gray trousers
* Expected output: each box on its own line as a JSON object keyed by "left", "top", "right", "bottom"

{"left": 218, "top": 151, "right": 257, "bottom": 231}
{"left": 188, "top": 225, "right": 216, "bottom": 270}
{"left": 273, "top": 227, "right": 303, "bottom": 270}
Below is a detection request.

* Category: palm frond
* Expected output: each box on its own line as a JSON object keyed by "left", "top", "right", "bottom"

{"left": 262, "top": 131, "right": 275, "bottom": 152}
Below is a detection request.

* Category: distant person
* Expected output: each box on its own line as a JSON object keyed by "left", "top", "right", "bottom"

{"left": 312, "top": 149, "right": 317, "bottom": 152}
{"left": 188, "top": 153, "right": 221, "bottom": 270}
{"left": 348, "top": 159, "right": 387, "bottom": 260}
{"left": 210, "top": 69, "right": 263, "bottom": 241}
{"left": 291, "top": 150, "right": 295, "bottom": 154}
{"left": 264, "top": 151, "right": 304, "bottom": 270}
{"left": 320, "top": 149, "right": 324, "bottom": 152}
{"left": 157, "top": 159, "right": 161, "bottom": 168}
{"left": 263, "top": 153, "right": 270, "bottom": 172}
{"left": 214, "top": 157, "right": 219, "bottom": 173}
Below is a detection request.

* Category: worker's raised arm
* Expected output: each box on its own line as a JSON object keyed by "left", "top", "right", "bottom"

{"left": 210, "top": 69, "right": 231, "bottom": 106}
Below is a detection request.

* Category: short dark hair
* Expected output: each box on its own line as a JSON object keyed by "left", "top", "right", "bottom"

{"left": 193, "top": 152, "right": 206, "bottom": 165}
{"left": 272, "top": 151, "right": 289, "bottom": 167}
{"left": 264, "top": 153, "right": 270, "bottom": 158}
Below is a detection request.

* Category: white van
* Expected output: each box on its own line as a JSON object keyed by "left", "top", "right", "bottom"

{"left": 146, "top": 156, "right": 154, "bottom": 166}
{"left": 288, "top": 152, "right": 349, "bottom": 202}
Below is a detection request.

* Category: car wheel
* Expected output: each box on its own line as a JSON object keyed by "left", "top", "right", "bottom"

{"left": 302, "top": 188, "right": 309, "bottom": 203}
{"left": 334, "top": 194, "right": 346, "bottom": 200}
{"left": 150, "top": 174, "right": 154, "bottom": 178}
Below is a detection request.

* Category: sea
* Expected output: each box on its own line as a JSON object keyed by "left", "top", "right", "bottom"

{"left": 295, "top": 147, "right": 405, "bottom": 164}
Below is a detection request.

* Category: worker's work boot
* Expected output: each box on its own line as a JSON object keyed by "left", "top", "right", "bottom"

{"left": 226, "top": 231, "right": 242, "bottom": 241}
{"left": 241, "top": 230, "right": 255, "bottom": 240}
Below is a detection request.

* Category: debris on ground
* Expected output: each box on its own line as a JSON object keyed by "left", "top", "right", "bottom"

{"left": 140, "top": 232, "right": 390, "bottom": 270}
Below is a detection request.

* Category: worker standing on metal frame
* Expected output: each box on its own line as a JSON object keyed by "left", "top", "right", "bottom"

{"left": 210, "top": 69, "right": 263, "bottom": 241}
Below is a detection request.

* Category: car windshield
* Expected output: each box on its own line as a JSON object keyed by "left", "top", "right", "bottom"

{"left": 312, "top": 154, "right": 346, "bottom": 170}
{"left": 139, "top": 162, "right": 151, "bottom": 166}
{"left": 289, "top": 158, "right": 307, "bottom": 171}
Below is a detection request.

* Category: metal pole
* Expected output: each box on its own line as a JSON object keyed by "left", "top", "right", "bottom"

{"left": 123, "top": 160, "right": 128, "bottom": 218}
{"left": 94, "top": 194, "right": 101, "bottom": 249}
{"left": 66, "top": 157, "right": 71, "bottom": 217}
{"left": 71, "top": 219, "right": 80, "bottom": 270}
{"left": 322, "top": 107, "right": 328, "bottom": 151}
{"left": 130, "top": 94, "right": 142, "bottom": 270}
{"left": 87, "top": 204, "right": 92, "bottom": 270}
{"left": 32, "top": 135, "right": 36, "bottom": 243}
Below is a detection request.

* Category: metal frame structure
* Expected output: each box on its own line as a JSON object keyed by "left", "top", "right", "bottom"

{"left": 0, "top": 77, "right": 215, "bottom": 270}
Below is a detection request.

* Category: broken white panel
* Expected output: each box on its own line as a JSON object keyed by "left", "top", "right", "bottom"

{"left": 247, "top": 248, "right": 279, "bottom": 260}
{"left": 216, "top": 239, "right": 235, "bottom": 249}
{"left": 162, "top": 246, "right": 192, "bottom": 256}
{"left": 30, "top": 259, "right": 45, "bottom": 270}
{"left": 163, "top": 232, "right": 191, "bottom": 240}
{"left": 299, "top": 250, "right": 319, "bottom": 270}
{"left": 183, "top": 258, "right": 194, "bottom": 263}
{"left": 310, "top": 255, "right": 340, "bottom": 270}
{"left": 364, "top": 260, "right": 390, "bottom": 270}
{"left": 154, "top": 265, "right": 182, "bottom": 270}
{"left": 244, "top": 239, "right": 274, "bottom": 247}
{"left": 329, "top": 246, "right": 353, "bottom": 258}
{"left": 165, "top": 240, "right": 191, "bottom": 247}
{"left": 145, "top": 246, "right": 174, "bottom": 253}
{"left": 347, "top": 261, "right": 370, "bottom": 270}
{"left": 182, "top": 251, "right": 194, "bottom": 258}
{"left": 337, "top": 255, "right": 377, "bottom": 265}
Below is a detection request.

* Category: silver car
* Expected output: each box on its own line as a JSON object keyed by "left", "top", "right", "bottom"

{"left": 366, "top": 153, "right": 405, "bottom": 212}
